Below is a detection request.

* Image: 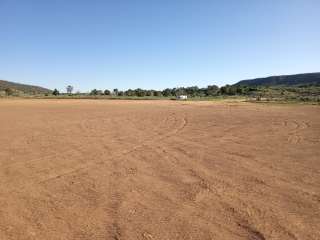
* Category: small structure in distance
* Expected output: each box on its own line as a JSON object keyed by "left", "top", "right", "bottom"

{"left": 177, "top": 95, "right": 188, "bottom": 100}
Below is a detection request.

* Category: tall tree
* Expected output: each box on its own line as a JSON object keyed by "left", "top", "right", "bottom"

{"left": 66, "top": 85, "right": 74, "bottom": 95}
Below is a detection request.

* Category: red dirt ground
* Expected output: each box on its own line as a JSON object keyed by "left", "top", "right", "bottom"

{"left": 0, "top": 99, "right": 319, "bottom": 240}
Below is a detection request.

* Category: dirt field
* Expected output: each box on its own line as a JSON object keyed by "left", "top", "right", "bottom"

{"left": 0, "top": 99, "right": 319, "bottom": 240}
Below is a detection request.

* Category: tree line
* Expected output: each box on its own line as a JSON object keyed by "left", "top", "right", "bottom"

{"left": 52, "top": 84, "right": 259, "bottom": 97}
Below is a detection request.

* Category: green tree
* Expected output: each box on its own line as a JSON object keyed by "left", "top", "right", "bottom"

{"left": 125, "top": 89, "right": 134, "bottom": 96}
{"left": 52, "top": 89, "right": 60, "bottom": 96}
{"left": 146, "top": 90, "right": 153, "bottom": 96}
{"left": 206, "top": 85, "right": 219, "bottom": 96}
{"left": 90, "top": 89, "right": 98, "bottom": 95}
{"left": 113, "top": 88, "right": 118, "bottom": 96}
{"left": 162, "top": 88, "right": 172, "bottom": 97}
{"left": 134, "top": 88, "right": 146, "bottom": 97}
{"left": 66, "top": 85, "right": 73, "bottom": 95}
{"left": 185, "top": 86, "right": 199, "bottom": 97}
{"left": 175, "top": 88, "right": 186, "bottom": 97}
{"left": 153, "top": 91, "right": 162, "bottom": 97}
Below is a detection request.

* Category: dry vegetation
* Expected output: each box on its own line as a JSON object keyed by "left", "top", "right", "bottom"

{"left": 0, "top": 99, "right": 319, "bottom": 239}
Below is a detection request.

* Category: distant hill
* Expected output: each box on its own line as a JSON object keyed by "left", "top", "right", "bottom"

{"left": 0, "top": 80, "right": 51, "bottom": 94}
{"left": 234, "top": 72, "right": 320, "bottom": 87}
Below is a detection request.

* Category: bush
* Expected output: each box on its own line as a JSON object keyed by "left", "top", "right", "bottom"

{"left": 52, "top": 89, "right": 60, "bottom": 96}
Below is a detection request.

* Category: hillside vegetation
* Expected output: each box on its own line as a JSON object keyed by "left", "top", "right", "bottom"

{"left": 235, "top": 72, "right": 320, "bottom": 87}
{"left": 0, "top": 80, "right": 51, "bottom": 95}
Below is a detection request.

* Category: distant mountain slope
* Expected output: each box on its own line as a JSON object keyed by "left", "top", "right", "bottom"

{"left": 235, "top": 72, "right": 320, "bottom": 87}
{"left": 0, "top": 80, "right": 51, "bottom": 94}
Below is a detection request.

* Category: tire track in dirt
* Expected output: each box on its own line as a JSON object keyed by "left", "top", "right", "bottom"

{"left": 144, "top": 137, "right": 302, "bottom": 240}
{"left": 6, "top": 113, "right": 186, "bottom": 189}
{"left": 143, "top": 145, "right": 271, "bottom": 239}
{"left": 1, "top": 100, "right": 319, "bottom": 240}
{"left": 282, "top": 119, "right": 311, "bottom": 144}
{"left": 1, "top": 112, "right": 186, "bottom": 190}
{"left": 37, "top": 113, "right": 189, "bottom": 239}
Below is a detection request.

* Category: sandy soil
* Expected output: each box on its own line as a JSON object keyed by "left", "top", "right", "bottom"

{"left": 0, "top": 99, "right": 319, "bottom": 240}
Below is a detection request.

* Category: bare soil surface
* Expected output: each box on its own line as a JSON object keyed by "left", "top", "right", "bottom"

{"left": 0, "top": 99, "right": 319, "bottom": 240}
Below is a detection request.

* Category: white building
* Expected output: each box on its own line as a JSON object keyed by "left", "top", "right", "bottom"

{"left": 177, "top": 95, "right": 188, "bottom": 100}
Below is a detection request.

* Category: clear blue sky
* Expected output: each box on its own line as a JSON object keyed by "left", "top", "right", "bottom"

{"left": 0, "top": 0, "right": 319, "bottom": 92}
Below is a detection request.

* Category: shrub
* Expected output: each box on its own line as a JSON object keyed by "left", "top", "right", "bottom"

{"left": 52, "top": 89, "right": 60, "bottom": 96}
